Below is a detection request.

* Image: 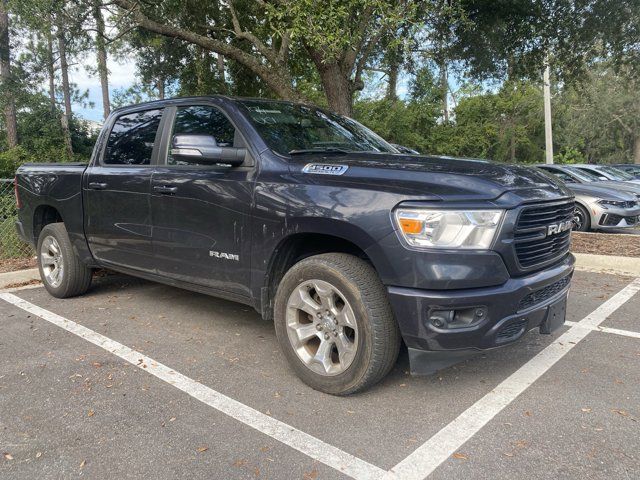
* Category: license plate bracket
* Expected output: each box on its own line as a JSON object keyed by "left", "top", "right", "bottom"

{"left": 540, "top": 296, "right": 567, "bottom": 334}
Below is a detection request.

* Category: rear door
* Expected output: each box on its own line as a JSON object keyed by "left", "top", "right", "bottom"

{"left": 84, "top": 107, "right": 165, "bottom": 273}
{"left": 150, "top": 103, "right": 255, "bottom": 298}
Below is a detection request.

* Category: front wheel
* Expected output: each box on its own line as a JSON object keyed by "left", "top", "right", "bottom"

{"left": 37, "top": 222, "right": 92, "bottom": 298}
{"left": 274, "top": 253, "right": 400, "bottom": 395}
{"left": 573, "top": 205, "right": 591, "bottom": 232}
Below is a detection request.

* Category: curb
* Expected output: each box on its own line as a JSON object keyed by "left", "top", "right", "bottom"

{"left": 574, "top": 253, "right": 640, "bottom": 277}
{"left": 0, "top": 268, "right": 41, "bottom": 289}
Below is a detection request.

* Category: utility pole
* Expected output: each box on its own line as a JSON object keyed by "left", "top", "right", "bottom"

{"left": 543, "top": 63, "right": 553, "bottom": 164}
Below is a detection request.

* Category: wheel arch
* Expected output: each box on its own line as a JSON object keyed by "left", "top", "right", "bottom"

{"left": 261, "top": 229, "right": 380, "bottom": 320}
{"left": 32, "top": 204, "right": 63, "bottom": 243}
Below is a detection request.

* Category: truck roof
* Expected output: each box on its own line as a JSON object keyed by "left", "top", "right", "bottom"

{"left": 110, "top": 95, "right": 309, "bottom": 115}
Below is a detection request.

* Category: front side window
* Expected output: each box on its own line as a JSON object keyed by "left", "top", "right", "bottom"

{"left": 104, "top": 109, "right": 163, "bottom": 166}
{"left": 168, "top": 106, "right": 236, "bottom": 166}
{"left": 239, "top": 99, "right": 396, "bottom": 156}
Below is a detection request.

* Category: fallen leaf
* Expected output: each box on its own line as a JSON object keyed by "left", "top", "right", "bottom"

{"left": 303, "top": 467, "right": 319, "bottom": 480}
{"left": 88, "top": 409, "right": 95, "bottom": 417}
{"left": 36, "top": 452, "right": 42, "bottom": 459}
{"left": 452, "top": 452, "right": 468, "bottom": 460}
{"left": 233, "top": 459, "right": 247, "bottom": 467}
{"left": 4, "top": 453, "right": 13, "bottom": 460}
{"left": 196, "top": 446, "right": 208, "bottom": 453}
{"left": 581, "top": 408, "right": 592, "bottom": 413}
{"left": 611, "top": 409, "right": 629, "bottom": 417}
{"left": 524, "top": 411, "right": 532, "bottom": 417}
{"left": 92, "top": 362, "right": 102, "bottom": 368}
{"left": 79, "top": 460, "right": 86, "bottom": 468}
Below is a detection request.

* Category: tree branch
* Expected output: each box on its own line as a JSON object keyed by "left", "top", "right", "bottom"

{"left": 110, "top": 0, "right": 303, "bottom": 101}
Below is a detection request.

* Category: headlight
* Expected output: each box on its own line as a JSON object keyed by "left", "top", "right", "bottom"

{"left": 597, "top": 199, "right": 630, "bottom": 208}
{"left": 394, "top": 208, "right": 504, "bottom": 249}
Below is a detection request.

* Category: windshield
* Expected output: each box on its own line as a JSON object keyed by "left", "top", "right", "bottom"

{"left": 239, "top": 99, "right": 397, "bottom": 155}
{"left": 564, "top": 166, "right": 602, "bottom": 182}
{"left": 597, "top": 165, "right": 635, "bottom": 181}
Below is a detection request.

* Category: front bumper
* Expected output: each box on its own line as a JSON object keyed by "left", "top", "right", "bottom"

{"left": 590, "top": 203, "right": 640, "bottom": 229}
{"left": 387, "top": 254, "right": 574, "bottom": 374}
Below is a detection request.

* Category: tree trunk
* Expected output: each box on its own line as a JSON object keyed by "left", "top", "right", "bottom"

{"left": 0, "top": 0, "right": 18, "bottom": 147}
{"left": 440, "top": 62, "right": 449, "bottom": 123}
{"left": 315, "top": 61, "right": 353, "bottom": 116}
{"left": 634, "top": 135, "right": 640, "bottom": 164}
{"left": 93, "top": 1, "right": 110, "bottom": 119}
{"left": 216, "top": 53, "right": 225, "bottom": 83}
{"left": 46, "top": 21, "right": 56, "bottom": 112}
{"left": 157, "top": 79, "right": 165, "bottom": 100}
{"left": 385, "top": 43, "right": 402, "bottom": 101}
{"left": 56, "top": 16, "right": 74, "bottom": 157}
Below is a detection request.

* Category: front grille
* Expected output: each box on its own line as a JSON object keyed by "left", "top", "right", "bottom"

{"left": 514, "top": 200, "right": 574, "bottom": 269}
{"left": 496, "top": 319, "right": 527, "bottom": 342}
{"left": 518, "top": 274, "right": 572, "bottom": 311}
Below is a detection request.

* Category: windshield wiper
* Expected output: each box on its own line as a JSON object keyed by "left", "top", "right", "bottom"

{"left": 288, "top": 148, "right": 352, "bottom": 155}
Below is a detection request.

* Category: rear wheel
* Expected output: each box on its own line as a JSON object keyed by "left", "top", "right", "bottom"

{"left": 37, "top": 223, "right": 92, "bottom": 298}
{"left": 274, "top": 253, "right": 400, "bottom": 395}
{"left": 573, "top": 204, "right": 590, "bottom": 232}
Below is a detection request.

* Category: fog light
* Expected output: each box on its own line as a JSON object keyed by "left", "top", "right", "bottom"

{"left": 428, "top": 306, "right": 488, "bottom": 329}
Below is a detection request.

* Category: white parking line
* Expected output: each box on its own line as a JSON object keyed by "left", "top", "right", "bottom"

{"left": 2, "top": 278, "right": 639, "bottom": 480}
{"left": 383, "top": 277, "right": 640, "bottom": 480}
{"left": 565, "top": 320, "right": 640, "bottom": 340}
{"left": 0, "top": 292, "right": 386, "bottom": 480}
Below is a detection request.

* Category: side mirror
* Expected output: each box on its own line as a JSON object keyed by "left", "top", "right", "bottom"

{"left": 171, "top": 134, "right": 246, "bottom": 167}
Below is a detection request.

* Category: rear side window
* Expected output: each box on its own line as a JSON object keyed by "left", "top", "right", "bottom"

{"left": 104, "top": 109, "right": 163, "bottom": 165}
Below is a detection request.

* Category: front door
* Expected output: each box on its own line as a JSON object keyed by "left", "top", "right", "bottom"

{"left": 150, "top": 104, "right": 254, "bottom": 297}
{"left": 84, "top": 108, "right": 164, "bottom": 273}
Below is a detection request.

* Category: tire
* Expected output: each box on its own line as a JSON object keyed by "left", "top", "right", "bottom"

{"left": 573, "top": 204, "right": 590, "bottom": 232}
{"left": 37, "top": 222, "right": 92, "bottom": 298}
{"left": 273, "top": 253, "right": 401, "bottom": 395}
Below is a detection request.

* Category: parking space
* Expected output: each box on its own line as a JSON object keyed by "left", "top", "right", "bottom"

{"left": 1, "top": 269, "right": 639, "bottom": 479}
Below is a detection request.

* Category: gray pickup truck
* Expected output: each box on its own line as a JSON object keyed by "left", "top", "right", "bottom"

{"left": 14, "top": 96, "right": 575, "bottom": 394}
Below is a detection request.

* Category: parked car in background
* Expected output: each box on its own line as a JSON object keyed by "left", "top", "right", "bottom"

{"left": 536, "top": 164, "right": 640, "bottom": 198}
{"left": 612, "top": 164, "right": 640, "bottom": 178}
{"left": 572, "top": 164, "right": 640, "bottom": 185}
{"left": 536, "top": 168, "right": 640, "bottom": 231}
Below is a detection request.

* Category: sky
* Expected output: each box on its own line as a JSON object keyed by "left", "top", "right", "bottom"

{"left": 70, "top": 51, "right": 137, "bottom": 123}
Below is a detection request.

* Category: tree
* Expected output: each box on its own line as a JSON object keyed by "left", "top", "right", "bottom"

{"left": 447, "top": 0, "right": 640, "bottom": 84}
{"left": 556, "top": 64, "right": 640, "bottom": 164}
{"left": 0, "top": 0, "right": 18, "bottom": 147}
{"left": 108, "top": 0, "right": 416, "bottom": 115}
{"left": 92, "top": 0, "right": 110, "bottom": 118}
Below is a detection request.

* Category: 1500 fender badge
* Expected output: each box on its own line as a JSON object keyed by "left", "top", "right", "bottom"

{"left": 302, "top": 163, "right": 349, "bottom": 176}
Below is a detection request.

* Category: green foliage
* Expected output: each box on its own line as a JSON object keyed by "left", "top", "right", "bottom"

{"left": 0, "top": 147, "right": 31, "bottom": 177}
{"left": 554, "top": 147, "right": 586, "bottom": 164}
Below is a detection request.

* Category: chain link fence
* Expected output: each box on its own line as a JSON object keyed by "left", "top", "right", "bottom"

{"left": 1, "top": 179, "right": 33, "bottom": 259}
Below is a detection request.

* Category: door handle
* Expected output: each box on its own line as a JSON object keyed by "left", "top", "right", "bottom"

{"left": 153, "top": 185, "right": 178, "bottom": 194}
{"left": 88, "top": 182, "right": 108, "bottom": 190}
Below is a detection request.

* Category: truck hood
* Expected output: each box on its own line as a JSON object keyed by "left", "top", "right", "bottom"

{"left": 289, "top": 152, "right": 571, "bottom": 203}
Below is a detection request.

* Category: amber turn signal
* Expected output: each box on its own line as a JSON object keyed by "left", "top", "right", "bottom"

{"left": 399, "top": 218, "right": 422, "bottom": 234}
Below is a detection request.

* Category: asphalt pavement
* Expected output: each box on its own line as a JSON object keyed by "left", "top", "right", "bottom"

{"left": 1, "top": 269, "right": 638, "bottom": 479}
